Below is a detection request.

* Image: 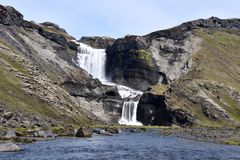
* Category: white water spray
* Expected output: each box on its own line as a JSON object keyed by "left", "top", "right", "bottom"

{"left": 76, "top": 42, "right": 142, "bottom": 126}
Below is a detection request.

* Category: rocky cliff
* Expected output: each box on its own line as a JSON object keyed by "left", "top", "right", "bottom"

{"left": 106, "top": 17, "right": 240, "bottom": 91}
{"left": 1, "top": 4, "right": 240, "bottom": 129}
{"left": 78, "top": 36, "right": 115, "bottom": 49}
{"left": 106, "top": 17, "right": 240, "bottom": 127}
{"left": 0, "top": 5, "right": 122, "bottom": 129}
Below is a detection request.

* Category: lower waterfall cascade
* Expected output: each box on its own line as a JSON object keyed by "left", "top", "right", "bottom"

{"left": 118, "top": 101, "right": 142, "bottom": 126}
{"left": 75, "top": 41, "right": 142, "bottom": 126}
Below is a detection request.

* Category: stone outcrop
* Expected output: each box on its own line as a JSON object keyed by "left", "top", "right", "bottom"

{"left": 79, "top": 36, "right": 115, "bottom": 49}
{"left": 0, "top": 5, "right": 23, "bottom": 25}
{"left": 106, "top": 17, "right": 240, "bottom": 127}
{"left": 137, "top": 92, "right": 172, "bottom": 125}
{"left": 75, "top": 127, "right": 92, "bottom": 137}
{"left": 106, "top": 17, "right": 240, "bottom": 91}
{"left": 137, "top": 91, "right": 195, "bottom": 126}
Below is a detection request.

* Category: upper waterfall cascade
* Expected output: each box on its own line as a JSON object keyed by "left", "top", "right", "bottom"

{"left": 76, "top": 42, "right": 142, "bottom": 125}
{"left": 77, "top": 42, "right": 108, "bottom": 82}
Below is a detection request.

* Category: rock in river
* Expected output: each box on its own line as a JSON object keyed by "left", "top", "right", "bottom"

{"left": 0, "top": 143, "right": 22, "bottom": 152}
{"left": 75, "top": 127, "right": 92, "bottom": 137}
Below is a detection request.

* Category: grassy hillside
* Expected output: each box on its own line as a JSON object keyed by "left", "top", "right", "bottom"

{"left": 167, "top": 29, "right": 240, "bottom": 127}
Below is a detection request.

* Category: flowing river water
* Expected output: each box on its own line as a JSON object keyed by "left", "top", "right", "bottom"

{"left": 1, "top": 130, "right": 240, "bottom": 160}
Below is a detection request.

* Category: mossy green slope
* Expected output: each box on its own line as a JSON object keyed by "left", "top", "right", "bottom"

{"left": 168, "top": 29, "right": 240, "bottom": 127}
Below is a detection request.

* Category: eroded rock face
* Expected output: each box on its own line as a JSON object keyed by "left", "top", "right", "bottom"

{"left": 165, "top": 80, "right": 240, "bottom": 126}
{"left": 0, "top": 5, "right": 23, "bottom": 25}
{"left": 106, "top": 17, "right": 240, "bottom": 91}
{"left": 137, "top": 92, "right": 172, "bottom": 125}
{"left": 106, "top": 29, "right": 201, "bottom": 91}
{"left": 106, "top": 36, "right": 161, "bottom": 91}
{"left": 137, "top": 91, "right": 196, "bottom": 126}
{"left": 79, "top": 36, "right": 115, "bottom": 49}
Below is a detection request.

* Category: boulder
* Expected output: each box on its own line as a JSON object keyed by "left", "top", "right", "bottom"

{"left": 45, "top": 130, "right": 57, "bottom": 138}
{"left": 3, "top": 112, "right": 13, "bottom": 120}
{"left": 0, "top": 107, "right": 4, "bottom": 112}
{"left": 33, "top": 130, "right": 47, "bottom": 137}
{"left": 0, "top": 143, "right": 22, "bottom": 152}
{"left": 105, "top": 128, "right": 121, "bottom": 134}
{"left": 21, "top": 120, "right": 31, "bottom": 128}
{"left": 99, "top": 129, "right": 113, "bottom": 136}
{"left": 75, "top": 127, "right": 92, "bottom": 137}
{"left": 4, "top": 130, "right": 16, "bottom": 139}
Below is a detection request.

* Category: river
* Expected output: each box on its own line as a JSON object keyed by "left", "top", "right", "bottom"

{"left": 1, "top": 130, "right": 240, "bottom": 160}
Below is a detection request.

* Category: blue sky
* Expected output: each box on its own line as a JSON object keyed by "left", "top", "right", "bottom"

{"left": 1, "top": 0, "right": 239, "bottom": 38}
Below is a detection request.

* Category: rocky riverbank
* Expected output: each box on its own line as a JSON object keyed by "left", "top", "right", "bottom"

{"left": 1, "top": 125, "right": 240, "bottom": 152}
{"left": 160, "top": 127, "right": 240, "bottom": 145}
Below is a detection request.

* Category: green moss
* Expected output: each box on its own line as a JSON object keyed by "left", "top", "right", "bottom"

{"left": 225, "top": 140, "right": 240, "bottom": 145}
{"left": 0, "top": 39, "right": 15, "bottom": 51}
{"left": 0, "top": 52, "right": 27, "bottom": 74}
{"left": 138, "top": 49, "right": 154, "bottom": 67}
{"left": 41, "top": 26, "right": 72, "bottom": 41}
{"left": 129, "top": 49, "right": 154, "bottom": 67}
{"left": 15, "top": 127, "right": 29, "bottom": 136}
{"left": 51, "top": 126, "right": 65, "bottom": 134}
{"left": 151, "top": 84, "right": 168, "bottom": 95}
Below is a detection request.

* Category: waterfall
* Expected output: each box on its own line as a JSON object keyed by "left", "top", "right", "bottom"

{"left": 76, "top": 42, "right": 142, "bottom": 126}
{"left": 118, "top": 101, "right": 142, "bottom": 126}
{"left": 77, "top": 42, "right": 108, "bottom": 82}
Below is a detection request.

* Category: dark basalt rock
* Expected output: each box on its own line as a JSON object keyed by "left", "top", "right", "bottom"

{"left": 0, "top": 5, "right": 23, "bottom": 26}
{"left": 170, "top": 109, "right": 195, "bottom": 126}
{"left": 40, "top": 22, "right": 67, "bottom": 33}
{"left": 137, "top": 92, "right": 195, "bottom": 126}
{"left": 106, "top": 17, "right": 240, "bottom": 91}
{"left": 137, "top": 92, "right": 172, "bottom": 126}
{"left": 79, "top": 36, "right": 115, "bottom": 49}
{"left": 62, "top": 78, "right": 121, "bottom": 100}
{"left": 183, "top": 17, "right": 240, "bottom": 30}
{"left": 106, "top": 36, "right": 161, "bottom": 91}
{"left": 38, "top": 28, "right": 67, "bottom": 46}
